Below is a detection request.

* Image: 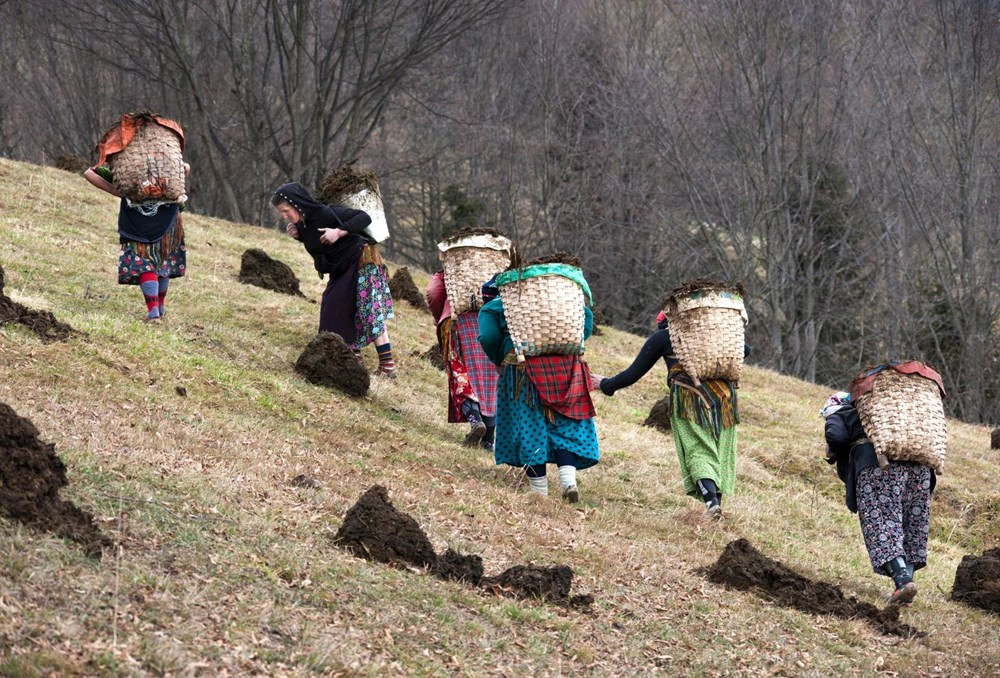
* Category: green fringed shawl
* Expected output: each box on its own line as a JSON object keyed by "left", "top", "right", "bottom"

{"left": 669, "top": 363, "right": 739, "bottom": 438}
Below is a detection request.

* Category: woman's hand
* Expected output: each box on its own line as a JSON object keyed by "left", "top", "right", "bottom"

{"left": 318, "top": 227, "right": 346, "bottom": 245}
{"left": 589, "top": 373, "right": 604, "bottom": 392}
{"left": 285, "top": 223, "right": 300, "bottom": 239}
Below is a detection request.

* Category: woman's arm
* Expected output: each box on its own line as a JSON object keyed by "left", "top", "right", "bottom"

{"left": 598, "top": 329, "right": 672, "bottom": 396}
{"left": 83, "top": 168, "right": 121, "bottom": 198}
{"left": 332, "top": 206, "right": 372, "bottom": 234}
{"left": 426, "top": 271, "right": 448, "bottom": 325}
{"left": 477, "top": 297, "right": 508, "bottom": 366}
{"left": 824, "top": 413, "right": 851, "bottom": 462}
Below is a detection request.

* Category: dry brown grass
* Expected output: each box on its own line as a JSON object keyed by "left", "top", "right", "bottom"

{"left": 1, "top": 158, "right": 998, "bottom": 676}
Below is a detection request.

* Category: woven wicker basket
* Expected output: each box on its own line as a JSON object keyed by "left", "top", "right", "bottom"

{"left": 442, "top": 245, "right": 511, "bottom": 315}
{"left": 665, "top": 287, "right": 746, "bottom": 383}
{"left": 499, "top": 269, "right": 586, "bottom": 359}
{"left": 852, "top": 369, "right": 947, "bottom": 472}
{"left": 108, "top": 121, "right": 186, "bottom": 202}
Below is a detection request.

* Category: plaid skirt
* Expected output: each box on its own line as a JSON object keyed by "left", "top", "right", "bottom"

{"left": 446, "top": 312, "right": 498, "bottom": 421}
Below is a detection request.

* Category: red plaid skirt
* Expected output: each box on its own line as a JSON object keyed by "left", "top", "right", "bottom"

{"left": 445, "top": 312, "right": 498, "bottom": 421}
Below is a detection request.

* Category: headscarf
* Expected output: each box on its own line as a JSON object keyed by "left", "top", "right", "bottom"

{"left": 273, "top": 182, "right": 344, "bottom": 230}
{"left": 820, "top": 391, "right": 851, "bottom": 418}
{"left": 482, "top": 274, "right": 499, "bottom": 303}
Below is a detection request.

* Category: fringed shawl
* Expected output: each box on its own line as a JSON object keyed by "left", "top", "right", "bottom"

{"left": 669, "top": 363, "right": 739, "bottom": 438}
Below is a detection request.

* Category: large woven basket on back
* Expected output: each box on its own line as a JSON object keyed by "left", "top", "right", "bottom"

{"left": 318, "top": 167, "right": 389, "bottom": 243}
{"left": 440, "top": 234, "right": 512, "bottom": 315}
{"left": 108, "top": 121, "right": 186, "bottom": 202}
{"left": 498, "top": 266, "right": 587, "bottom": 359}
{"left": 665, "top": 282, "right": 746, "bottom": 383}
{"left": 849, "top": 363, "right": 947, "bottom": 472}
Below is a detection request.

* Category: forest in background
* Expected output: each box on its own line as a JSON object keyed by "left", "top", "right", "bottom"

{"left": 1, "top": 0, "right": 998, "bottom": 423}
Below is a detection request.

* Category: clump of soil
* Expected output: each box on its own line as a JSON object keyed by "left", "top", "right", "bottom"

{"left": 441, "top": 226, "right": 510, "bottom": 246}
{"left": 704, "top": 539, "right": 922, "bottom": 638}
{"left": 239, "top": 248, "right": 304, "bottom": 297}
{"left": 483, "top": 565, "right": 593, "bottom": 608}
{"left": 0, "top": 402, "right": 110, "bottom": 558}
{"left": 54, "top": 153, "right": 90, "bottom": 173}
{"left": 643, "top": 395, "right": 672, "bottom": 433}
{"left": 991, "top": 428, "right": 999, "bottom": 450}
{"left": 335, "top": 485, "right": 593, "bottom": 609}
{"left": 434, "top": 548, "right": 484, "bottom": 585}
{"left": 294, "top": 333, "right": 369, "bottom": 397}
{"left": 0, "top": 266, "right": 77, "bottom": 342}
{"left": 952, "top": 547, "right": 1000, "bottom": 615}
{"left": 317, "top": 166, "right": 380, "bottom": 205}
{"left": 389, "top": 267, "right": 428, "bottom": 310}
{"left": 665, "top": 278, "right": 746, "bottom": 308}
{"left": 418, "top": 343, "right": 445, "bottom": 371}
{"left": 333, "top": 485, "right": 437, "bottom": 568}
{"left": 519, "top": 252, "right": 583, "bottom": 269}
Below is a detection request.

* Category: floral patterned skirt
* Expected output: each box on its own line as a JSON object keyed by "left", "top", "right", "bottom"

{"left": 118, "top": 217, "right": 186, "bottom": 285}
{"left": 350, "top": 262, "right": 394, "bottom": 350}
{"left": 856, "top": 462, "right": 932, "bottom": 574}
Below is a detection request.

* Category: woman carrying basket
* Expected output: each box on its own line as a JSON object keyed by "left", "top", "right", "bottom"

{"left": 427, "top": 270, "right": 498, "bottom": 449}
{"left": 84, "top": 163, "right": 189, "bottom": 323}
{"left": 272, "top": 183, "right": 396, "bottom": 377}
{"left": 591, "top": 311, "right": 748, "bottom": 519}
{"left": 477, "top": 266, "right": 599, "bottom": 503}
{"left": 822, "top": 388, "right": 936, "bottom": 606}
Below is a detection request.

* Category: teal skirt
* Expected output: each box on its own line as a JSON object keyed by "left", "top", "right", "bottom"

{"left": 493, "top": 366, "right": 599, "bottom": 469}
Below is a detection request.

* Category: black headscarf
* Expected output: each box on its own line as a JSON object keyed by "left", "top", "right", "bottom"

{"left": 273, "top": 182, "right": 345, "bottom": 230}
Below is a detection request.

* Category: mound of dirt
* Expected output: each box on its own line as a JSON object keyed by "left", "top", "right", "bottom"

{"left": 705, "top": 539, "right": 922, "bottom": 638}
{"left": 952, "top": 547, "right": 1000, "bottom": 615}
{"left": 418, "top": 343, "right": 445, "bottom": 371}
{"left": 521, "top": 252, "right": 582, "bottom": 269}
{"left": 295, "top": 333, "right": 369, "bottom": 397}
{"left": 483, "top": 565, "right": 585, "bottom": 605}
{"left": 441, "top": 226, "right": 510, "bottom": 245}
{"left": 389, "top": 267, "right": 428, "bottom": 310}
{"left": 54, "top": 153, "right": 90, "bottom": 173}
{"left": 0, "top": 294, "right": 77, "bottom": 343}
{"left": 665, "top": 278, "right": 746, "bottom": 308}
{"left": 239, "top": 248, "right": 304, "bottom": 297}
{"left": 0, "top": 402, "right": 109, "bottom": 558}
{"left": 317, "top": 166, "right": 380, "bottom": 205}
{"left": 333, "top": 485, "right": 437, "bottom": 568}
{"left": 643, "top": 395, "right": 672, "bottom": 433}
{"left": 335, "top": 485, "right": 593, "bottom": 609}
{"left": 434, "top": 548, "right": 484, "bottom": 585}
{"left": 992, "top": 428, "right": 999, "bottom": 450}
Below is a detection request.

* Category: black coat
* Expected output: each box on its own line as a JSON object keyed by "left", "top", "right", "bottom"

{"left": 823, "top": 405, "right": 935, "bottom": 512}
{"left": 274, "top": 182, "right": 372, "bottom": 278}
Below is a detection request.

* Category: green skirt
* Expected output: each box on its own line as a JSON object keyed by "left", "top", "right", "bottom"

{"left": 670, "top": 414, "right": 737, "bottom": 498}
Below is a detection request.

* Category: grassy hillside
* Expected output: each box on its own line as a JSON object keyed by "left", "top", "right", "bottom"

{"left": 0, "top": 158, "right": 997, "bottom": 676}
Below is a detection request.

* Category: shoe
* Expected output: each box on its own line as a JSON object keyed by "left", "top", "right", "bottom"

{"left": 886, "top": 581, "right": 917, "bottom": 607}
{"left": 480, "top": 441, "right": 495, "bottom": 453}
{"left": 374, "top": 364, "right": 397, "bottom": 379}
{"left": 706, "top": 504, "right": 723, "bottom": 520}
{"left": 562, "top": 485, "right": 579, "bottom": 503}
{"left": 463, "top": 421, "right": 487, "bottom": 447}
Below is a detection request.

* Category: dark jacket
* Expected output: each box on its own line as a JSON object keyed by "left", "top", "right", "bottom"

{"left": 824, "top": 405, "right": 936, "bottom": 512}
{"left": 599, "top": 327, "right": 750, "bottom": 396}
{"left": 274, "top": 182, "right": 372, "bottom": 278}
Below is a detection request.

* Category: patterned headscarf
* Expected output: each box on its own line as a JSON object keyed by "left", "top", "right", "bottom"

{"left": 820, "top": 391, "right": 851, "bottom": 418}
{"left": 481, "top": 274, "right": 499, "bottom": 303}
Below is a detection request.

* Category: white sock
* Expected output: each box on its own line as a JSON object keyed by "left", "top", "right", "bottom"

{"left": 527, "top": 475, "right": 548, "bottom": 496}
{"left": 557, "top": 465, "right": 577, "bottom": 490}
